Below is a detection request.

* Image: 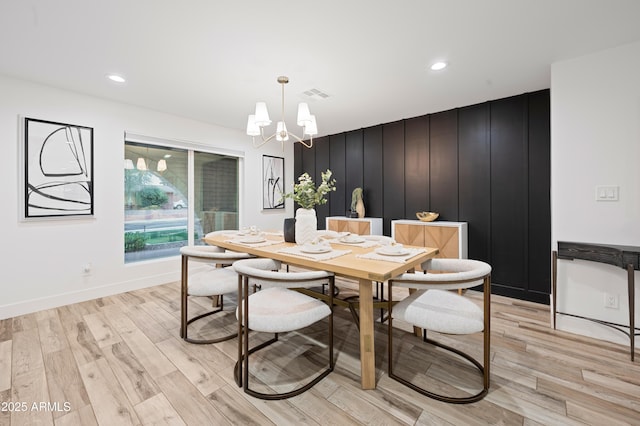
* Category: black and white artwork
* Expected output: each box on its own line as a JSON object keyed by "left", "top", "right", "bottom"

{"left": 24, "top": 117, "right": 94, "bottom": 218}
{"left": 262, "top": 155, "right": 284, "bottom": 209}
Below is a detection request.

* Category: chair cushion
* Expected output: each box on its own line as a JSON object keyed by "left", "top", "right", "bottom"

{"left": 233, "top": 258, "right": 281, "bottom": 274}
{"left": 233, "top": 258, "right": 332, "bottom": 288}
{"left": 393, "top": 289, "right": 483, "bottom": 334}
{"left": 181, "top": 245, "right": 224, "bottom": 256}
{"left": 188, "top": 266, "right": 238, "bottom": 297}
{"left": 393, "top": 258, "right": 491, "bottom": 290}
{"left": 237, "top": 287, "right": 331, "bottom": 333}
{"left": 181, "top": 245, "right": 252, "bottom": 263}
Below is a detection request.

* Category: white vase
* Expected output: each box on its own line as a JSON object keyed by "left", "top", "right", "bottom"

{"left": 295, "top": 208, "right": 317, "bottom": 245}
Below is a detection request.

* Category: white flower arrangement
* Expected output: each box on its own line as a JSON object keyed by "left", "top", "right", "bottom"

{"left": 282, "top": 169, "right": 336, "bottom": 209}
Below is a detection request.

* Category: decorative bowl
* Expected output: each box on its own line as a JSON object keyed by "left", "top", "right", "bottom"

{"left": 416, "top": 211, "right": 439, "bottom": 222}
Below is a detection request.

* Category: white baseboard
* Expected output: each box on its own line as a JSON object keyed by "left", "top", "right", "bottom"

{"left": 0, "top": 272, "right": 180, "bottom": 320}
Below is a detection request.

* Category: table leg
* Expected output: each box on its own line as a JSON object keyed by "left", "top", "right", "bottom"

{"left": 358, "top": 278, "right": 376, "bottom": 389}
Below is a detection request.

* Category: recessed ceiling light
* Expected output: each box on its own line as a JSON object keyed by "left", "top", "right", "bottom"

{"left": 430, "top": 61, "right": 447, "bottom": 71}
{"left": 107, "top": 74, "right": 126, "bottom": 83}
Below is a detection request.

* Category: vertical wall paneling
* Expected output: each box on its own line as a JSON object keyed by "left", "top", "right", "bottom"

{"left": 292, "top": 143, "right": 304, "bottom": 221}
{"left": 458, "top": 103, "right": 491, "bottom": 263}
{"left": 382, "top": 121, "right": 405, "bottom": 235}
{"left": 429, "top": 109, "right": 459, "bottom": 221}
{"left": 299, "top": 142, "right": 317, "bottom": 223}
{"left": 363, "top": 126, "right": 384, "bottom": 219}
{"left": 527, "top": 90, "right": 551, "bottom": 296}
{"left": 345, "top": 130, "right": 364, "bottom": 212}
{"left": 314, "top": 136, "right": 331, "bottom": 228}
{"left": 294, "top": 143, "right": 303, "bottom": 188}
{"left": 404, "top": 116, "right": 430, "bottom": 217}
{"left": 292, "top": 90, "right": 551, "bottom": 304}
{"left": 490, "top": 95, "right": 529, "bottom": 294}
{"left": 329, "top": 134, "right": 346, "bottom": 217}
{"left": 300, "top": 143, "right": 316, "bottom": 184}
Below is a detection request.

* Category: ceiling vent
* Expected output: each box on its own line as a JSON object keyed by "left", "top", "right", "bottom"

{"left": 301, "top": 88, "right": 329, "bottom": 100}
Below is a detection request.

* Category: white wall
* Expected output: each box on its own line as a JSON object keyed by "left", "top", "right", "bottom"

{"left": 551, "top": 40, "right": 640, "bottom": 344}
{"left": 0, "top": 75, "right": 294, "bottom": 319}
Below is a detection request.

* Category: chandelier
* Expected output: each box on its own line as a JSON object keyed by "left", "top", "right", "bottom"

{"left": 246, "top": 76, "right": 318, "bottom": 149}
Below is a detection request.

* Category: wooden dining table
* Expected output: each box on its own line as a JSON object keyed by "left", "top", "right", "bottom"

{"left": 204, "top": 231, "right": 438, "bottom": 390}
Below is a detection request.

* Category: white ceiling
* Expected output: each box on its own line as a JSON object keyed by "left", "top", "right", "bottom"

{"left": 2, "top": 0, "right": 640, "bottom": 138}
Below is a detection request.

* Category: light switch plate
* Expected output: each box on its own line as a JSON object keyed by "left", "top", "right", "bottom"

{"left": 595, "top": 185, "right": 619, "bottom": 201}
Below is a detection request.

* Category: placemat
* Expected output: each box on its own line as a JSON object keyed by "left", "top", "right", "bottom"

{"left": 278, "top": 246, "right": 352, "bottom": 261}
{"left": 327, "top": 238, "right": 380, "bottom": 248}
{"left": 356, "top": 247, "right": 426, "bottom": 263}
{"left": 225, "top": 237, "right": 283, "bottom": 247}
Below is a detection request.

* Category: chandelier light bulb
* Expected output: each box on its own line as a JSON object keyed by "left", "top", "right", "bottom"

{"left": 304, "top": 115, "right": 318, "bottom": 136}
{"left": 276, "top": 121, "right": 289, "bottom": 141}
{"left": 246, "top": 115, "right": 260, "bottom": 136}
{"left": 297, "top": 103, "right": 312, "bottom": 126}
{"left": 254, "top": 102, "right": 271, "bottom": 126}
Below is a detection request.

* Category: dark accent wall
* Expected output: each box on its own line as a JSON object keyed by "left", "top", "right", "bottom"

{"left": 363, "top": 126, "right": 383, "bottom": 219}
{"left": 295, "top": 89, "right": 551, "bottom": 304}
{"left": 459, "top": 104, "right": 491, "bottom": 266}
{"left": 382, "top": 121, "right": 405, "bottom": 236}
{"left": 404, "top": 116, "right": 429, "bottom": 220}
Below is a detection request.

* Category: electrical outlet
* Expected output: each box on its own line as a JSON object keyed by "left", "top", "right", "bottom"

{"left": 82, "top": 263, "right": 93, "bottom": 275}
{"left": 604, "top": 293, "right": 619, "bottom": 309}
{"left": 595, "top": 185, "right": 619, "bottom": 201}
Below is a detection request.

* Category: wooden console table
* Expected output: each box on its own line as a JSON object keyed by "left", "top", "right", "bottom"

{"left": 552, "top": 241, "right": 639, "bottom": 361}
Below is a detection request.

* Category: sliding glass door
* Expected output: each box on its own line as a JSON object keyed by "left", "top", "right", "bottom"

{"left": 124, "top": 141, "right": 239, "bottom": 263}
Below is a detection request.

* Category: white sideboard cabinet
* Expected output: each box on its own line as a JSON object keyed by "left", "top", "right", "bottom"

{"left": 391, "top": 220, "right": 468, "bottom": 259}
{"left": 326, "top": 216, "right": 383, "bottom": 235}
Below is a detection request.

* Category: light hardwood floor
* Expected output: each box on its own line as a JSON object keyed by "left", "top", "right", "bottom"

{"left": 1, "top": 276, "right": 639, "bottom": 426}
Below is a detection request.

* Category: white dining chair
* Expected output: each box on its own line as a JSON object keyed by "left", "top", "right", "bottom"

{"left": 233, "top": 258, "right": 334, "bottom": 400}
{"left": 180, "top": 243, "right": 252, "bottom": 344}
{"left": 387, "top": 258, "right": 491, "bottom": 403}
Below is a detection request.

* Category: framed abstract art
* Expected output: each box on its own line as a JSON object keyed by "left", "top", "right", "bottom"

{"left": 23, "top": 117, "right": 94, "bottom": 219}
{"left": 262, "top": 155, "right": 284, "bottom": 209}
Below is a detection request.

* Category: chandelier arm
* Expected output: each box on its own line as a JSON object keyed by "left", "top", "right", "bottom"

{"left": 259, "top": 126, "right": 277, "bottom": 142}
{"left": 299, "top": 137, "right": 313, "bottom": 149}
{"left": 252, "top": 130, "right": 278, "bottom": 148}
{"left": 288, "top": 132, "right": 314, "bottom": 149}
{"left": 252, "top": 137, "right": 272, "bottom": 149}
